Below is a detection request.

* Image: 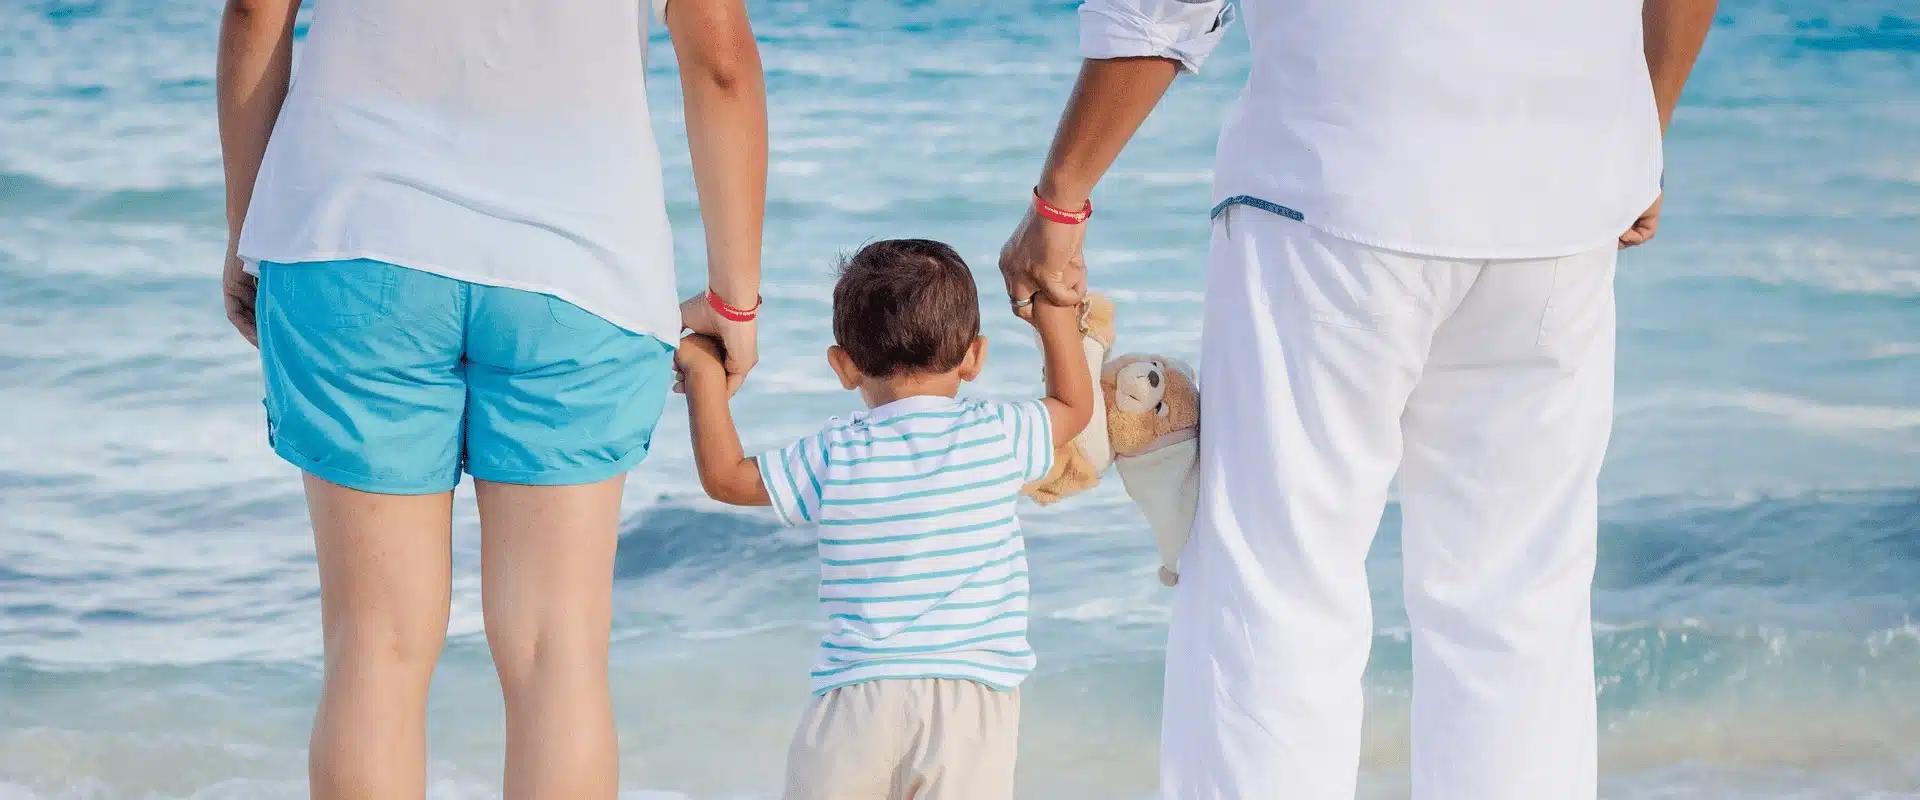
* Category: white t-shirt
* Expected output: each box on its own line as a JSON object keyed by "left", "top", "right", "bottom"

{"left": 757, "top": 396, "right": 1056, "bottom": 695}
{"left": 1081, "top": 0, "right": 1664, "bottom": 259}
{"left": 239, "top": 0, "right": 680, "bottom": 339}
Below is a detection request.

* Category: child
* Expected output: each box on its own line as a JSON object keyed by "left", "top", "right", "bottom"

{"left": 674, "top": 238, "right": 1095, "bottom": 799}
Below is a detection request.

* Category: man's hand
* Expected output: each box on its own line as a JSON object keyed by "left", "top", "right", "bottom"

{"left": 998, "top": 205, "right": 1088, "bottom": 321}
{"left": 1628, "top": 0, "right": 1716, "bottom": 249}
{"left": 1619, "top": 194, "right": 1662, "bottom": 249}
{"left": 223, "top": 248, "right": 259, "bottom": 347}
{"left": 998, "top": 56, "right": 1182, "bottom": 319}
{"left": 679, "top": 294, "right": 757, "bottom": 396}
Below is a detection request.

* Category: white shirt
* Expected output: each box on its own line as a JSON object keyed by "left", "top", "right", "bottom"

{"left": 1081, "top": 0, "right": 1665, "bottom": 259}
{"left": 238, "top": 0, "right": 679, "bottom": 338}
{"left": 758, "top": 396, "right": 1056, "bottom": 695}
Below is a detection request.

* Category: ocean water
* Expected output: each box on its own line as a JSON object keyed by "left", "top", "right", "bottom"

{"left": 1, "top": 0, "right": 1917, "bottom": 796}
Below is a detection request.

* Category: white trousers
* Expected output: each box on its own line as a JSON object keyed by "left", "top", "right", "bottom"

{"left": 1162, "top": 209, "right": 1615, "bottom": 799}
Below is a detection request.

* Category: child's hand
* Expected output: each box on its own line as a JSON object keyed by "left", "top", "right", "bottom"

{"left": 674, "top": 334, "right": 727, "bottom": 395}
{"left": 1028, "top": 296, "right": 1081, "bottom": 334}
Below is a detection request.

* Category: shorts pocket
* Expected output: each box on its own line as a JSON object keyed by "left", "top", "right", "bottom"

{"left": 547, "top": 295, "right": 611, "bottom": 332}
{"left": 1532, "top": 249, "right": 1617, "bottom": 367}
{"left": 263, "top": 260, "right": 396, "bottom": 329}
{"left": 1278, "top": 222, "right": 1410, "bottom": 333}
{"left": 1300, "top": 262, "right": 1406, "bottom": 333}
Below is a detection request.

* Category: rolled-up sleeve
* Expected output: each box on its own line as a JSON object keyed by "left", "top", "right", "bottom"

{"left": 1078, "top": 0, "right": 1236, "bottom": 74}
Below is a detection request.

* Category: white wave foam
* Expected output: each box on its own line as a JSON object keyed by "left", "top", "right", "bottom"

{"left": 1080, "top": 247, "right": 1198, "bottom": 267}
{"left": 1048, "top": 596, "right": 1170, "bottom": 628}
{"left": 1097, "top": 288, "right": 1207, "bottom": 303}
{"left": 1106, "top": 169, "right": 1215, "bottom": 187}
{"left": 1730, "top": 391, "right": 1920, "bottom": 432}
{"left": 1619, "top": 389, "right": 1920, "bottom": 433}
{"left": 1747, "top": 240, "right": 1920, "bottom": 296}
{"left": 1867, "top": 341, "right": 1920, "bottom": 359}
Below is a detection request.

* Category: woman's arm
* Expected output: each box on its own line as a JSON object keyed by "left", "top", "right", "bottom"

{"left": 667, "top": 0, "right": 768, "bottom": 395}
{"left": 216, "top": 0, "right": 300, "bottom": 345}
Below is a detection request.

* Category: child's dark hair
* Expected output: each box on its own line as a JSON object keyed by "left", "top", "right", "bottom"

{"left": 832, "top": 239, "right": 981, "bottom": 377}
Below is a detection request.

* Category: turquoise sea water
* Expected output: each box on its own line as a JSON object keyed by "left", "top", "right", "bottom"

{"left": 2, "top": 0, "right": 1917, "bottom": 797}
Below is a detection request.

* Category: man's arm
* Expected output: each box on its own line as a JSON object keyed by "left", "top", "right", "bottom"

{"left": 216, "top": 0, "right": 300, "bottom": 345}
{"left": 1000, "top": 0, "right": 1232, "bottom": 314}
{"left": 1042, "top": 0, "right": 1238, "bottom": 206}
{"left": 1034, "top": 58, "right": 1181, "bottom": 216}
{"left": 666, "top": 0, "right": 768, "bottom": 394}
{"left": 999, "top": 58, "right": 1182, "bottom": 314}
{"left": 1032, "top": 302, "right": 1097, "bottom": 449}
{"left": 1644, "top": 0, "right": 1718, "bottom": 132}
{"left": 1621, "top": 0, "right": 1717, "bottom": 248}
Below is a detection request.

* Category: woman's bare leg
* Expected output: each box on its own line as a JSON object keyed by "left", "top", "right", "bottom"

{"left": 305, "top": 474, "right": 454, "bottom": 799}
{"left": 476, "top": 477, "right": 626, "bottom": 800}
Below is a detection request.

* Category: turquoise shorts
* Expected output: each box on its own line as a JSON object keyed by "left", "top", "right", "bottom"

{"left": 257, "top": 259, "right": 674, "bottom": 495}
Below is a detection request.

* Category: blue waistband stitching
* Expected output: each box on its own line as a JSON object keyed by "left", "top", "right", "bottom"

{"left": 1209, "top": 195, "right": 1305, "bottom": 222}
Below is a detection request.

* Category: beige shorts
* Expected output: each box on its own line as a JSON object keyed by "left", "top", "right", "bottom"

{"left": 783, "top": 678, "right": 1021, "bottom": 800}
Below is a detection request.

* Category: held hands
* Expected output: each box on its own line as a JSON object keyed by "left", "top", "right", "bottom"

{"left": 678, "top": 292, "right": 758, "bottom": 396}
{"left": 1024, "top": 291, "right": 1085, "bottom": 332}
{"left": 998, "top": 202, "right": 1089, "bottom": 322}
{"left": 673, "top": 332, "right": 728, "bottom": 395}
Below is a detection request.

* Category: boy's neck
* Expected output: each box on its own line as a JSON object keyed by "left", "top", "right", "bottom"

{"left": 860, "top": 372, "right": 963, "bottom": 409}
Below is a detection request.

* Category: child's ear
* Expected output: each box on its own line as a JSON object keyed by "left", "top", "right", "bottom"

{"left": 957, "top": 336, "right": 989, "bottom": 381}
{"left": 827, "top": 346, "right": 863, "bottom": 390}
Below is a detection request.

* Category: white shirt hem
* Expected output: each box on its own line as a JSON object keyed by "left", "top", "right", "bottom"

{"left": 1214, "top": 186, "right": 1661, "bottom": 262}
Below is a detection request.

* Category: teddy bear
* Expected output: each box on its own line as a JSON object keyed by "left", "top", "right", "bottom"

{"left": 1022, "top": 295, "right": 1201, "bottom": 587}
{"left": 1103, "top": 354, "right": 1200, "bottom": 586}
{"left": 1023, "top": 294, "right": 1117, "bottom": 504}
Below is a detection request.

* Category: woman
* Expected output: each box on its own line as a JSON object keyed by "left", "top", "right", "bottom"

{"left": 216, "top": 0, "right": 765, "bottom": 796}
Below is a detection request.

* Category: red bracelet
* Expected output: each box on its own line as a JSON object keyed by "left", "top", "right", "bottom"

{"left": 706, "top": 290, "right": 761, "bottom": 323}
{"left": 1032, "top": 188, "right": 1093, "bottom": 225}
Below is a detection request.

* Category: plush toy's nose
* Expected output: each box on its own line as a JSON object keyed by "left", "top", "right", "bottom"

{"left": 1147, "top": 370, "right": 1161, "bottom": 389}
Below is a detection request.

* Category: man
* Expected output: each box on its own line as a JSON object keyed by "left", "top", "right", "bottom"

{"left": 999, "top": 0, "right": 1714, "bottom": 797}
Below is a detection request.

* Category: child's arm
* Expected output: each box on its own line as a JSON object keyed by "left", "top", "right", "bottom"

{"left": 1031, "top": 300, "right": 1098, "bottom": 448}
{"left": 678, "top": 335, "right": 771, "bottom": 507}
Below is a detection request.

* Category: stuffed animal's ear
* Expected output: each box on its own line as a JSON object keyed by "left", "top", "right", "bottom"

{"left": 1160, "top": 358, "right": 1202, "bottom": 430}
{"left": 1164, "top": 358, "right": 1200, "bottom": 403}
{"left": 1102, "top": 353, "right": 1150, "bottom": 382}
{"left": 1161, "top": 356, "right": 1197, "bottom": 385}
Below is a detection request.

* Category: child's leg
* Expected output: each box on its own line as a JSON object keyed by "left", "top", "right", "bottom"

{"left": 897, "top": 679, "right": 1021, "bottom": 800}
{"left": 784, "top": 682, "right": 908, "bottom": 800}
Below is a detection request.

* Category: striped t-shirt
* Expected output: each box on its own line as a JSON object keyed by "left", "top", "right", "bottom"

{"left": 758, "top": 395, "right": 1056, "bottom": 695}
